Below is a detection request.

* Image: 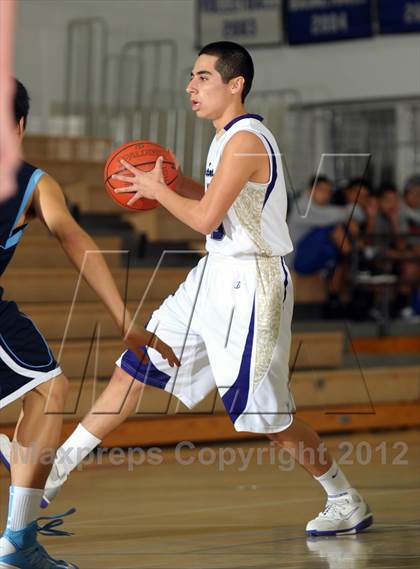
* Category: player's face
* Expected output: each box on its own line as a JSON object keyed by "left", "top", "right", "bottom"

{"left": 186, "top": 55, "right": 234, "bottom": 121}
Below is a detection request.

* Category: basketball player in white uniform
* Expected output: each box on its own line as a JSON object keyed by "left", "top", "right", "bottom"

{"left": 1, "top": 42, "right": 372, "bottom": 536}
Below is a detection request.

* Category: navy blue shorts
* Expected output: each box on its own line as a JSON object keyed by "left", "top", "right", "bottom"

{"left": 0, "top": 287, "right": 61, "bottom": 409}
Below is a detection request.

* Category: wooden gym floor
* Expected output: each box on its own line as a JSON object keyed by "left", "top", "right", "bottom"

{"left": 1, "top": 429, "right": 419, "bottom": 568}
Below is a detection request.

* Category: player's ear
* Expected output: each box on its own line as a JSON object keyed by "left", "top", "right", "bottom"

{"left": 16, "top": 117, "right": 25, "bottom": 139}
{"left": 230, "top": 76, "right": 245, "bottom": 97}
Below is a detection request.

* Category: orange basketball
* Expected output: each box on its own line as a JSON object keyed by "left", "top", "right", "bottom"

{"left": 104, "top": 140, "right": 178, "bottom": 211}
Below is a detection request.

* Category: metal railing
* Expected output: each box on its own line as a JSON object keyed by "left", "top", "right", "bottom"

{"left": 64, "top": 18, "right": 108, "bottom": 136}
{"left": 116, "top": 39, "right": 178, "bottom": 112}
{"left": 62, "top": 27, "right": 420, "bottom": 192}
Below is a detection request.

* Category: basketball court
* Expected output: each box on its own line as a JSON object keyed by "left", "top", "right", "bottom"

{"left": 2, "top": 431, "right": 418, "bottom": 568}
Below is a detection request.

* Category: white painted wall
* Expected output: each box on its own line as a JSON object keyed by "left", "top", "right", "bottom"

{"left": 15, "top": 0, "right": 420, "bottom": 133}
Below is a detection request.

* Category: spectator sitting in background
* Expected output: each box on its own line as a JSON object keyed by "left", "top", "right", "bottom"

{"left": 373, "top": 183, "right": 408, "bottom": 244}
{"left": 401, "top": 175, "right": 420, "bottom": 317}
{"left": 331, "top": 177, "right": 371, "bottom": 212}
{"left": 401, "top": 174, "right": 420, "bottom": 234}
{"left": 288, "top": 174, "right": 359, "bottom": 315}
{"left": 340, "top": 178, "right": 377, "bottom": 233}
{"left": 371, "top": 183, "right": 419, "bottom": 318}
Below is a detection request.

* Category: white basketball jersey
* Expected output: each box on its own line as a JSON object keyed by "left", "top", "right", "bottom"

{"left": 205, "top": 114, "right": 293, "bottom": 258}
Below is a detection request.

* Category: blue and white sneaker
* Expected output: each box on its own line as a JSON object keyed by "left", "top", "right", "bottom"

{"left": 0, "top": 435, "right": 65, "bottom": 509}
{"left": 0, "top": 509, "right": 78, "bottom": 568}
{"left": 306, "top": 489, "right": 373, "bottom": 536}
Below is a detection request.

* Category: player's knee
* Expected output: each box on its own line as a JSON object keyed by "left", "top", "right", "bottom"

{"left": 114, "top": 366, "right": 141, "bottom": 389}
{"left": 35, "top": 374, "right": 69, "bottom": 411}
{"left": 266, "top": 422, "right": 294, "bottom": 445}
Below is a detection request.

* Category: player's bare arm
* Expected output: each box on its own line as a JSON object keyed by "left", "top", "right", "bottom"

{"left": 113, "top": 130, "right": 269, "bottom": 234}
{"left": 167, "top": 149, "right": 204, "bottom": 200}
{"left": 175, "top": 170, "right": 205, "bottom": 200}
{"left": 31, "top": 174, "right": 180, "bottom": 367}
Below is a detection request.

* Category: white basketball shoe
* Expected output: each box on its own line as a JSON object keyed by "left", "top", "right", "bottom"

{"left": 306, "top": 489, "right": 373, "bottom": 536}
{"left": 0, "top": 434, "right": 67, "bottom": 508}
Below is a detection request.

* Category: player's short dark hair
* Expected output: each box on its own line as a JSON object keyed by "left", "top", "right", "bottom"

{"left": 14, "top": 79, "right": 30, "bottom": 129}
{"left": 198, "top": 41, "right": 254, "bottom": 102}
{"left": 308, "top": 174, "right": 332, "bottom": 188}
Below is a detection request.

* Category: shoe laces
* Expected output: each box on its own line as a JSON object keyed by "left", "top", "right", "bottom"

{"left": 27, "top": 508, "right": 77, "bottom": 568}
{"left": 36, "top": 507, "right": 76, "bottom": 537}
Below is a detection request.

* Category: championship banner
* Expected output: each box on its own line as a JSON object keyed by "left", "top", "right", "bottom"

{"left": 286, "top": 0, "right": 372, "bottom": 45}
{"left": 196, "top": 0, "right": 284, "bottom": 47}
{"left": 378, "top": 0, "right": 420, "bottom": 34}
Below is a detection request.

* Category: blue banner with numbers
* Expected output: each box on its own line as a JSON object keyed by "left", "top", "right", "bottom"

{"left": 286, "top": 0, "right": 372, "bottom": 45}
{"left": 378, "top": 0, "right": 420, "bottom": 34}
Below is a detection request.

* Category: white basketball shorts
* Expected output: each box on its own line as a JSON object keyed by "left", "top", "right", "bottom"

{"left": 116, "top": 253, "right": 295, "bottom": 433}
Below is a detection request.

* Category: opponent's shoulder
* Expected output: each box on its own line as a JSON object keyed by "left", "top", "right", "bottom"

{"left": 19, "top": 159, "right": 38, "bottom": 172}
{"left": 17, "top": 160, "right": 61, "bottom": 194}
{"left": 31, "top": 171, "right": 67, "bottom": 216}
{"left": 35, "top": 171, "right": 62, "bottom": 193}
{"left": 16, "top": 160, "right": 42, "bottom": 185}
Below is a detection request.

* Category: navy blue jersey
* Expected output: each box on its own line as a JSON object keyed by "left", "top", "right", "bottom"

{"left": 0, "top": 161, "right": 45, "bottom": 277}
{"left": 0, "top": 162, "right": 61, "bottom": 408}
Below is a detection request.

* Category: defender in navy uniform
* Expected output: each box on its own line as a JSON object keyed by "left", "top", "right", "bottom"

{"left": 0, "top": 80, "right": 179, "bottom": 569}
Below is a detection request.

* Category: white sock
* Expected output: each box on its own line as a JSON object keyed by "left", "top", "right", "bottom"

{"left": 6, "top": 486, "right": 43, "bottom": 531}
{"left": 314, "top": 460, "right": 351, "bottom": 498}
{"left": 55, "top": 424, "right": 101, "bottom": 476}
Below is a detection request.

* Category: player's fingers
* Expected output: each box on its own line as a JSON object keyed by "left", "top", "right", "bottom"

{"left": 146, "top": 334, "right": 181, "bottom": 367}
{"left": 154, "top": 339, "right": 181, "bottom": 367}
{"left": 127, "top": 192, "right": 143, "bottom": 206}
{"left": 168, "top": 349, "right": 181, "bottom": 367}
{"left": 114, "top": 186, "right": 136, "bottom": 194}
{"left": 112, "top": 174, "right": 135, "bottom": 183}
{"left": 155, "top": 156, "right": 164, "bottom": 169}
{"left": 120, "top": 159, "right": 138, "bottom": 173}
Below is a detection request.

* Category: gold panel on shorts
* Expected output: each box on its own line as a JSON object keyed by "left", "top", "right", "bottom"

{"left": 234, "top": 184, "right": 282, "bottom": 391}
{"left": 254, "top": 256, "right": 282, "bottom": 391}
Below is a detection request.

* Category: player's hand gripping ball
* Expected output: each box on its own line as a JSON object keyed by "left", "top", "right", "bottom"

{"left": 104, "top": 140, "right": 178, "bottom": 211}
